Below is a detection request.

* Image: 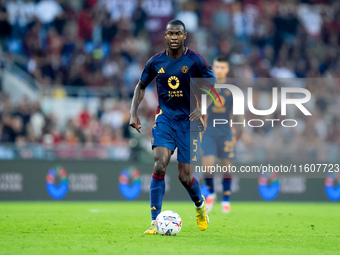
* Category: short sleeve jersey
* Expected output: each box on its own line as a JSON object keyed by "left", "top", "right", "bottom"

{"left": 140, "top": 48, "right": 216, "bottom": 132}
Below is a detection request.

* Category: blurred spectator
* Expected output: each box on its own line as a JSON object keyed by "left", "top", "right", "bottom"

{"left": 298, "top": 4, "right": 322, "bottom": 38}
{"left": 77, "top": 2, "right": 93, "bottom": 41}
{"left": 132, "top": 0, "right": 147, "bottom": 36}
{"left": 98, "top": 0, "right": 134, "bottom": 21}
{"left": 13, "top": 98, "right": 30, "bottom": 135}
{"left": 100, "top": 10, "right": 117, "bottom": 43}
{"left": 29, "top": 102, "right": 45, "bottom": 140}
{"left": 78, "top": 105, "right": 91, "bottom": 129}
{"left": 2, "top": 0, "right": 340, "bottom": 87}
{"left": 7, "top": 0, "right": 35, "bottom": 38}
{"left": 35, "top": 0, "right": 62, "bottom": 25}
{"left": 176, "top": 1, "right": 199, "bottom": 32}
{"left": 24, "top": 21, "right": 42, "bottom": 55}
{"left": 212, "top": 2, "right": 231, "bottom": 33}
{"left": 101, "top": 103, "right": 124, "bottom": 139}
{"left": 0, "top": 0, "right": 339, "bottom": 162}
{"left": 1, "top": 114, "right": 15, "bottom": 142}
{"left": 0, "top": 0, "right": 11, "bottom": 51}
{"left": 270, "top": 59, "right": 296, "bottom": 79}
{"left": 6, "top": 0, "right": 21, "bottom": 37}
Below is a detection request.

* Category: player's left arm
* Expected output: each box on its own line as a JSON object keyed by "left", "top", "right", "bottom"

{"left": 189, "top": 88, "right": 219, "bottom": 121}
{"left": 189, "top": 55, "right": 219, "bottom": 121}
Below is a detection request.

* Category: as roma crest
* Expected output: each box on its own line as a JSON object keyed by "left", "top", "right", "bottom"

{"left": 181, "top": 66, "right": 189, "bottom": 73}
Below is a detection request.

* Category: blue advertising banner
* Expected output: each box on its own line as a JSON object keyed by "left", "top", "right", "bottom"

{"left": 0, "top": 160, "right": 338, "bottom": 202}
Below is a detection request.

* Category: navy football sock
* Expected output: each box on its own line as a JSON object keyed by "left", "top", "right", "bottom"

{"left": 150, "top": 172, "right": 165, "bottom": 220}
{"left": 204, "top": 175, "right": 214, "bottom": 194}
{"left": 185, "top": 178, "right": 203, "bottom": 207}
{"left": 222, "top": 177, "right": 232, "bottom": 202}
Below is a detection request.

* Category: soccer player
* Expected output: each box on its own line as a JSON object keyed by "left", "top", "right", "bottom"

{"left": 129, "top": 19, "right": 217, "bottom": 234}
{"left": 201, "top": 56, "right": 249, "bottom": 213}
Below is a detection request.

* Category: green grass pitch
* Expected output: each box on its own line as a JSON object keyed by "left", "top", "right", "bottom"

{"left": 0, "top": 202, "right": 339, "bottom": 255}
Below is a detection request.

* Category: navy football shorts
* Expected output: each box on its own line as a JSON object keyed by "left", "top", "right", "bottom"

{"left": 151, "top": 121, "right": 201, "bottom": 164}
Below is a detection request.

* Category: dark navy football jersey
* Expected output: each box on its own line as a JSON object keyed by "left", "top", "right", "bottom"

{"left": 205, "top": 88, "right": 233, "bottom": 136}
{"left": 140, "top": 48, "right": 216, "bottom": 132}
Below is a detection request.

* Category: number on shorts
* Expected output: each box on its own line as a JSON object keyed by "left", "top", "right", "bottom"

{"left": 193, "top": 139, "right": 198, "bottom": 152}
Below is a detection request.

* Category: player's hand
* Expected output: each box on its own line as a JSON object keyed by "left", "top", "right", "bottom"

{"left": 129, "top": 114, "right": 142, "bottom": 133}
{"left": 189, "top": 107, "right": 202, "bottom": 121}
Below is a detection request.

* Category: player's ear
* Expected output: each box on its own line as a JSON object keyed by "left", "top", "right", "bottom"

{"left": 184, "top": 32, "right": 187, "bottom": 40}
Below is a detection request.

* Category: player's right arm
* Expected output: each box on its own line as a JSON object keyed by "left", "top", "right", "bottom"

{"left": 129, "top": 54, "right": 158, "bottom": 133}
{"left": 129, "top": 80, "right": 148, "bottom": 133}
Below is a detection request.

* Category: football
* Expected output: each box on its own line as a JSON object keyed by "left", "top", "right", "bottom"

{"left": 155, "top": 210, "right": 182, "bottom": 236}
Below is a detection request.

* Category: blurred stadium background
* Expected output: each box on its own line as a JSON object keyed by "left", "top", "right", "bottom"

{"left": 0, "top": 0, "right": 339, "bottom": 202}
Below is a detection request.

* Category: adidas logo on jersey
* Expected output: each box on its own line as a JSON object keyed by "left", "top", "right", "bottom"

{"left": 158, "top": 68, "right": 165, "bottom": 73}
{"left": 191, "top": 155, "right": 197, "bottom": 162}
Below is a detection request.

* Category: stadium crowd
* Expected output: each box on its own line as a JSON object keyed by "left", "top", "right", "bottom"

{"left": 0, "top": 0, "right": 340, "bottom": 161}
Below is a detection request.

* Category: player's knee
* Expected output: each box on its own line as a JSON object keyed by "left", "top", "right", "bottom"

{"left": 153, "top": 160, "right": 166, "bottom": 175}
{"left": 178, "top": 171, "right": 192, "bottom": 187}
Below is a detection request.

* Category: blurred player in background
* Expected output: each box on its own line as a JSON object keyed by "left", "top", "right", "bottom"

{"left": 129, "top": 20, "right": 217, "bottom": 234}
{"left": 201, "top": 56, "right": 250, "bottom": 213}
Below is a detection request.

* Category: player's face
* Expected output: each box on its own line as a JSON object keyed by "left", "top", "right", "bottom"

{"left": 213, "top": 61, "right": 229, "bottom": 79}
{"left": 164, "top": 25, "right": 187, "bottom": 50}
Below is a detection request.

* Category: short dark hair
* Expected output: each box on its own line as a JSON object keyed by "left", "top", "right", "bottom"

{"left": 166, "top": 19, "right": 186, "bottom": 32}
{"left": 214, "top": 55, "right": 229, "bottom": 64}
